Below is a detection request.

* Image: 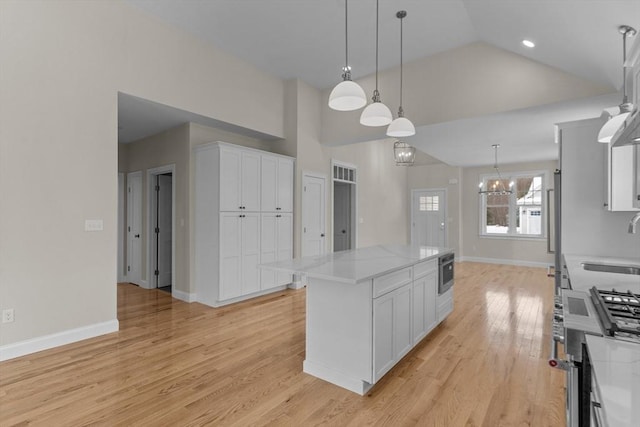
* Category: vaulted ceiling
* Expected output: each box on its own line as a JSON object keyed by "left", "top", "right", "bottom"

{"left": 121, "top": 0, "right": 640, "bottom": 166}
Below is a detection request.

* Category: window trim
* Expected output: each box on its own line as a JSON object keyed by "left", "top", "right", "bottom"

{"left": 479, "top": 170, "right": 547, "bottom": 239}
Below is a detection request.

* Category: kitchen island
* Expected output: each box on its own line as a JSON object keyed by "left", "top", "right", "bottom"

{"left": 261, "top": 244, "right": 454, "bottom": 394}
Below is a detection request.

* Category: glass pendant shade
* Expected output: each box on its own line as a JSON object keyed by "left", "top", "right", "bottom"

{"left": 387, "top": 116, "right": 416, "bottom": 137}
{"left": 328, "top": 80, "right": 367, "bottom": 111}
{"left": 360, "top": 100, "right": 393, "bottom": 126}
{"left": 597, "top": 112, "right": 630, "bottom": 143}
{"left": 393, "top": 140, "right": 416, "bottom": 165}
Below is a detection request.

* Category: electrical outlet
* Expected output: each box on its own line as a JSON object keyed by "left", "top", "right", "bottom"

{"left": 2, "top": 309, "right": 14, "bottom": 323}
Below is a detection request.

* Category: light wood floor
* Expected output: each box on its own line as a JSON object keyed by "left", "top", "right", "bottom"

{"left": 0, "top": 262, "right": 565, "bottom": 426}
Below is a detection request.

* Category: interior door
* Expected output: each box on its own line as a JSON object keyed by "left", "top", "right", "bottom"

{"left": 126, "top": 171, "right": 143, "bottom": 286}
{"left": 411, "top": 189, "right": 446, "bottom": 247}
{"left": 156, "top": 174, "right": 172, "bottom": 288}
{"left": 333, "top": 182, "right": 351, "bottom": 252}
{"left": 302, "top": 174, "right": 326, "bottom": 257}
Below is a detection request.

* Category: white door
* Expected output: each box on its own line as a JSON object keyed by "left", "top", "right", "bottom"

{"left": 411, "top": 189, "right": 446, "bottom": 247}
{"left": 126, "top": 171, "right": 143, "bottom": 286}
{"left": 302, "top": 174, "right": 326, "bottom": 257}
{"left": 156, "top": 174, "right": 172, "bottom": 288}
{"left": 241, "top": 212, "right": 261, "bottom": 295}
{"left": 220, "top": 213, "right": 242, "bottom": 300}
{"left": 276, "top": 213, "right": 293, "bottom": 285}
{"left": 219, "top": 148, "right": 242, "bottom": 211}
{"left": 333, "top": 182, "right": 351, "bottom": 252}
{"left": 277, "top": 158, "right": 294, "bottom": 212}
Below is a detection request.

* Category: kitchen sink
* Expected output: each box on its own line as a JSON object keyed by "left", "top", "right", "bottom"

{"left": 581, "top": 262, "right": 640, "bottom": 275}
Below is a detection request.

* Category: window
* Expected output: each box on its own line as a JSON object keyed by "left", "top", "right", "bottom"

{"left": 419, "top": 196, "right": 439, "bottom": 211}
{"left": 480, "top": 172, "right": 545, "bottom": 238}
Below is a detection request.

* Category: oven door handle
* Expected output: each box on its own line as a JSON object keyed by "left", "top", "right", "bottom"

{"left": 549, "top": 317, "right": 572, "bottom": 371}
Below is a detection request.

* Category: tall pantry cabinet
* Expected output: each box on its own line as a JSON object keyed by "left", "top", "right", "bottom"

{"left": 194, "top": 142, "right": 294, "bottom": 307}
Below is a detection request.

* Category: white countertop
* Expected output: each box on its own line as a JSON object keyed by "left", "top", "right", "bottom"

{"left": 586, "top": 335, "right": 640, "bottom": 427}
{"left": 260, "top": 244, "right": 453, "bottom": 284}
{"left": 563, "top": 254, "right": 640, "bottom": 293}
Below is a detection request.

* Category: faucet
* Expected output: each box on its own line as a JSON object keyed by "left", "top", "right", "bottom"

{"left": 629, "top": 212, "right": 640, "bottom": 234}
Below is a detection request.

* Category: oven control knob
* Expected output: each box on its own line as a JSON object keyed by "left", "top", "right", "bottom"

{"left": 553, "top": 309, "right": 564, "bottom": 322}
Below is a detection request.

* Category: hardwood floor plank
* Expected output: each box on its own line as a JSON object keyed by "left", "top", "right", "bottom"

{"left": 0, "top": 263, "right": 565, "bottom": 426}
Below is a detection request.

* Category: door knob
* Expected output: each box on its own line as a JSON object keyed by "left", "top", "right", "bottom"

{"left": 341, "top": 230, "right": 346, "bottom": 233}
{"left": 135, "top": 234, "right": 140, "bottom": 238}
{"left": 321, "top": 233, "right": 325, "bottom": 237}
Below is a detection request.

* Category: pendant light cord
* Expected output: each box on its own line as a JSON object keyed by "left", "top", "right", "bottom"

{"left": 375, "top": 0, "right": 379, "bottom": 93}
{"left": 345, "top": 0, "right": 349, "bottom": 72}
{"left": 622, "top": 28, "right": 628, "bottom": 104}
{"left": 399, "top": 13, "right": 404, "bottom": 114}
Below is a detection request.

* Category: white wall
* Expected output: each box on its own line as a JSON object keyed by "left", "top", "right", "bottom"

{"left": 560, "top": 118, "right": 640, "bottom": 257}
{"left": 0, "top": 0, "right": 284, "bottom": 350}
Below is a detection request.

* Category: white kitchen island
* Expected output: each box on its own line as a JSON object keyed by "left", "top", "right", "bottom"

{"left": 261, "top": 244, "right": 454, "bottom": 395}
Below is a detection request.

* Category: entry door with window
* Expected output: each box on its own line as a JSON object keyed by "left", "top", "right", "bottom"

{"left": 411, "top": 189, "right": 446, "bottom": 247}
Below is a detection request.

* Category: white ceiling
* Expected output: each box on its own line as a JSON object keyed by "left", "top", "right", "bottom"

{"left": 120, "top": 0, "right": 640, "bottom": 166}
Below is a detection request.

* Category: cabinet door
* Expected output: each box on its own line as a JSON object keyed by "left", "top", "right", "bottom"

{"left": 241, "top": 212, "right": 261, "bottom": 295}
{"left": 424, "top": 271, "right": 438, "bottom": 333}
{"left": 277, "top": 158, "right": 294, "bottom": 212}
{"left": 373, "top": 292, "right": 395, "bottom": 382}
{"left": 412, "top": 276, "right": 427, "bottom": 343}
{"left": 261, "top": 156, "right": 278, "bottom": 212}
{"left": 394, "top": 285, "right": 413, "bottom": 360}
{"left": 219, "top": 213, "right": 242, "bottom": 300}
{"left": 276, "top": 213, "right": 293, "bottom": 286}
{"left": 219, "top": 148, "right": 242, "bottom": 211}
{"left": 241, "top": 152, "right": 261, "bottom": 211}
{"left": 260, "top": 214, "right": 277, "bottom": 290}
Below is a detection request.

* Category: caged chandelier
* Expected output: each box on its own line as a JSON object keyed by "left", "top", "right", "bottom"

{"left": 478, "top": 144, "right": 514, "bottom": 195}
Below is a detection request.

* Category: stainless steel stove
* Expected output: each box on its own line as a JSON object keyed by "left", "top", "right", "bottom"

{"left": 589, "top": 288, "right": 640, "bottom": 343}
{"left": 550, "top": 286, "right": 640, "bottom": 427}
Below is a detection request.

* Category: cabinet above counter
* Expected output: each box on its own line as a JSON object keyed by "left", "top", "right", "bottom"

{"left": 260, "top": 244, "right": 453, "bottom": 284}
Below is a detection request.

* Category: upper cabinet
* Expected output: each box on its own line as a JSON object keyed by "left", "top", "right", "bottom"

{"left": 219, "top": 148, "right": 261, "bottom": 212}
{"left": 261, "top": 156, "right": 294, "bottom": 212}
{"left": 606, "top": 144, "right": 639, "bottom": 211}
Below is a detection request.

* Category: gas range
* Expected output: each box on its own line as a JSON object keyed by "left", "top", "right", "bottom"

{"left": 589, "top": 288, "right": 640, "bottom": 344}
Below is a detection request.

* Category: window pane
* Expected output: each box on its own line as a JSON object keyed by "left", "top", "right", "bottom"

{"left": 486, "top": 206, "right": 509, "bottom": 234}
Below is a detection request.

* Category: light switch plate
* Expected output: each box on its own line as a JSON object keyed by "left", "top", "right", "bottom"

{"left": 85, "top": 219, "right": 104, "bottom": 231}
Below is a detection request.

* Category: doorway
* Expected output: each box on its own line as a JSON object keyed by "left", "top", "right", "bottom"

{"left": 147, "top": 165, "right": 175, "bottom": 293}
{"left": 301, "top": 172, "right": 326, "bottom": 257}
{"left": 411, "top": 189, "right": 447, "bottom": 247}
{"left": 332, "top": 161, "right": 357, "bottom": 252}
{"left": 126, "top": 171, "right": 143, "bottom": 286}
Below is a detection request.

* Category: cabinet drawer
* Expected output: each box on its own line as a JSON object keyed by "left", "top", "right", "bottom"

{"left": 413, "top": 259, "right": 437, "bottom": 279}
{"left": 373, "top": 267, "right": 412, "bottom": 298}
{"left": 437, "top": 288, "right": 454, "bottom": 323}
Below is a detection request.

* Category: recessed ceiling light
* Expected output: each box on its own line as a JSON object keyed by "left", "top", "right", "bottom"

{"left": 522, "top": 39, "right": 535, "bottom": 48}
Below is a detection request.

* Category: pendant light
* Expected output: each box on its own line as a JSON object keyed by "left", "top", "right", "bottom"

{"left": 360, "top": 0, "right": 393, "bottom": 126}
{"left": 387, "top": 10, "right": 415, "bottom": 137}
{"left": 329, "top": 0, "right": 367, "bottom": 111}
{"left": 598, "top": 25, "right": 636, "bottom": 143}
{"left": 478, "top": 145, "right": 514, "bottom": 195}
{"left": 393, "top": 139, "right": 416, "bottom": 166}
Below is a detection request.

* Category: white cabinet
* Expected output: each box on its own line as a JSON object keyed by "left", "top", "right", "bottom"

{"left": 219, "top": 212, "right": 260, "bottom": 299}
{"left": 412, "top": 260, "right": 438, "bottom": 344}
{"left": 606, "top": 144, "right": 639, "bottom": 211}
{"left": 373, "top": 283, "right": 412, "bottom": 382}
{"left": 437, "top": 288, "right": 454, "bottom": 323}
{"left": 261, "top": 156, "right": 294, "bottom": 212}
{"left": 194, "top": 142, "right": 295, "bottom": 307}
{"left": 220, "top": 148, "right": 260, "bottom": 212}
{"left": 260, "top": 212, "right": 293, "bottom": 290}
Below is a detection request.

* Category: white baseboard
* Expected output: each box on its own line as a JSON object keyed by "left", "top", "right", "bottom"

{"left": 172, "top": 289, "right": 196, "bottom": 303}
{"left": 459, "top": 256, "right": 551, "bottom": 269}
{"left": 0, "top": 319, "right": 119, "bottom": 362}
{"left": 287, "top": 274, "right": 306, "bottom": 290}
